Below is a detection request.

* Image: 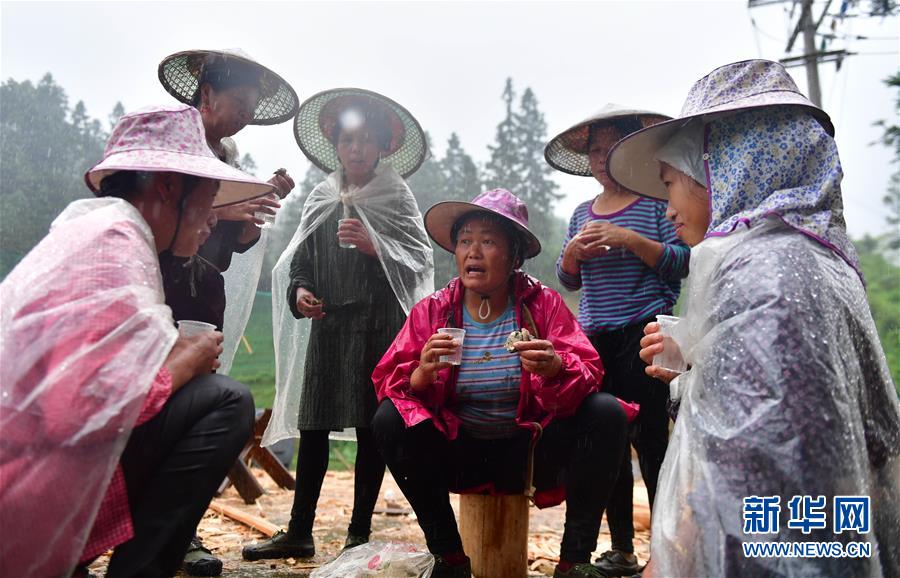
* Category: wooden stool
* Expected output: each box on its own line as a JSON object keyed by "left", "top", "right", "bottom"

{"left": 460, "top": 493, "right": 530, "bottom": 578}
{"left": 218, "top": 409, "right": 295, "bottom": 504}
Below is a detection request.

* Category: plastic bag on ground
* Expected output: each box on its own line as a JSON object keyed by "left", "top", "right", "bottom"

{"left": 310, "top": 541, "right": 435, "bottom": 578}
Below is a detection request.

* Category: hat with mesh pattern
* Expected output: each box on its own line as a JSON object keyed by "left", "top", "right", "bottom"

{"left": 158, "top": 48, "right": 298, "bottom": 126}
{"left": 544, "top": 104, "right": 671, "bottom": 177}
{"left": 294, "top": 87, "right": 427, "bottom": 178}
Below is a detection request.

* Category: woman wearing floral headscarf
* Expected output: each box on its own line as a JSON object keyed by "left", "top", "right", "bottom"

{"left": 607, "top": 59, "right": 900, "bottom": 578}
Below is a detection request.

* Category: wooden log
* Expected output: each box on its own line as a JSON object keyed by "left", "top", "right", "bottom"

{"left": 208, "top": 500, "right": 279, "bottom": 537}
{"left": 459, "top": 494, "right": 529, "bottom": 578}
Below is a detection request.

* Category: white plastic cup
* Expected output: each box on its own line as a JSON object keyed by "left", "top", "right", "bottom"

{"left": 653, "top": 315, "right": 687, "bottom": 373}
{"left": 338, "top": 218, "right": 357, "bottom": 249}
{"left": 255, "top": 210, "right": 276, "bottom": 229}
{"left": 437, "top": 328, "right": 466, "bottom": 365}
{"left": 177, "top": 320, "right": 217, "bottom": 337}
{"left": 254, "top": 194, "right": 278, "bottom": 229}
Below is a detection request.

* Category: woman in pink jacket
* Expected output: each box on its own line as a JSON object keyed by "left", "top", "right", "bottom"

{"left": 372, "top": 189, "right": 636, "bottom": 578}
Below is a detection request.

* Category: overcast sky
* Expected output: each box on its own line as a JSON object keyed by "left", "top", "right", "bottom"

{"left": 2, "top": 0, "right": 897, "bottom": 238}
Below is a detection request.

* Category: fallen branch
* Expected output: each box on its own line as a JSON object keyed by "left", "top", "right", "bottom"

{"left": 208, "top": 500, "right": 279, "bottom": 537}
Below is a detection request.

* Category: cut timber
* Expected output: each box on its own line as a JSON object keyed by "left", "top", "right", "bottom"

{"left": 459, "top": 494, "right": 529, "bottom": 578}
{"left": 209, "top": 500, "right": 279, "bottom": 537}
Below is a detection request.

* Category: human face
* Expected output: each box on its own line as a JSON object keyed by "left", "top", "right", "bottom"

{"left": 660, "top": 162, "right": 711, "bottom": 246}
{"left": 170, "top": 177, "right": 220, "bottom": 257}
{"left": 200, "top": 84, "right": 261, "bottom": 140}
{"left": 454, "top": 217, "right": 515, "bottom": 296}
{"left": 336, "top": 122, "right": 383, "bottom": 186}
{"left": 588, "top": 124, "right": 623, "bottom": 191}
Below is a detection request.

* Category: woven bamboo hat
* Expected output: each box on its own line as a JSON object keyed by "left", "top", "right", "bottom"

{"left": 544, "top": 104, "right": 671, "bottom": 177}
{"left": 294, "top": 88, "right": 427, "bottom": 178}
{"left": 158, "top": 49, "right": 299, "bottom": 126}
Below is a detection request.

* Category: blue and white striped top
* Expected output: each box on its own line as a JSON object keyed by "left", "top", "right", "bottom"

{"left": 556, "top": 196, "right": 689, "bottom": 335}
{"left": 454, "top": 304, "right": 522, "bottom": 439}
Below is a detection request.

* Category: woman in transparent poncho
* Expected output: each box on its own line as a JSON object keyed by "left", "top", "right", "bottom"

{"left": 606, "top": 59, "right": 900, "bottom": 577}
{"left": 243, "top": 89, "right": 434, "bottom": 561}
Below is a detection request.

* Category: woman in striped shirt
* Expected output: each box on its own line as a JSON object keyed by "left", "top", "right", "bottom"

{"left": 546, "top": 105, "right": 690, "bottom": 577}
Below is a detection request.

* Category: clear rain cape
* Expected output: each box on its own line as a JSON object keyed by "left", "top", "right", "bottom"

{"left": 263, "top": 165, "right": 433, "bottom": 446}
{"left": 652, "top": 219, "right": 900, "bottom": 577}
{"left": 0, "top": 198, "right": 177, "bottom": 576}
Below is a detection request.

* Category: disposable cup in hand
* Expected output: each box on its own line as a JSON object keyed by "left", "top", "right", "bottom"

{"left": 437, "top": 328, "right": 465, "bottom": 365}
{"left": 255, "top": 194, "right": 279, "bottom": 229}
{"left": 177, "top": 320, "right": 216, "bottom": 337}
{"left": 653, "top": 314, "right": 687, "bottom": 373}
{"left": 255, "top": 210, "right": 276, "bottom": 229}
{"left": 338, "top": 218, "right": 357, "bottom": 249}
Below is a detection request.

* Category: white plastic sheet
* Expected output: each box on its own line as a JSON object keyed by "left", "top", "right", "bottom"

{"left": 263, "top": 165, "right": 433, "bottom": 446}
{"left": 310, "top": 541, "right": 435, "bottom": 578}
{"left": 652, "top": 218, "right": 900, "bottom": 577}
{"left": 0, "top": 198, "right": 177, "bottom": 576}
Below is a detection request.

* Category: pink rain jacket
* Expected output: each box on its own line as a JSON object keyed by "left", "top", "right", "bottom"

{"left": 372, "top": 272, "right": 638, "bottom": 507}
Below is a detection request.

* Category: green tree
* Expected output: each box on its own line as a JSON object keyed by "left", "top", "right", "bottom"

{"left": 0, "top": 74, "right": 106, "bottom": 277}
{"left": 240, "top": 153, "right": 258, "bottom": 176}
{"left": 482, "top": 79, "right": 567, "bottom": 290}
{"left": 884, "top": 173, "right": 900, "bottom": 251}
{"left": 442, "top": 132, "right": 481, "bottom": 201}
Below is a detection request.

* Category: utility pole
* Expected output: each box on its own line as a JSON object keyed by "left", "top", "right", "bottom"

{"left": 800, "top": 0, "right": 823, "bottom": 105}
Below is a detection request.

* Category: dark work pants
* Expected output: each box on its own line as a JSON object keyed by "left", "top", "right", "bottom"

{"left": 288, "top": 428, "right": 386, "bottom": 538}
{"left": 590, "top": 319, "right": 671, "bottom": 553}
{"left": 106, "top": 374, "right": 255, "bottom": 578}
{"left": 372, "top": 393, "right": 628, "bottom": 563}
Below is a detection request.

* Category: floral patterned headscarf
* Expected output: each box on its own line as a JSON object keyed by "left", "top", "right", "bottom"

{"left": 704, "top": 107, "right": 861, "bottom": 279}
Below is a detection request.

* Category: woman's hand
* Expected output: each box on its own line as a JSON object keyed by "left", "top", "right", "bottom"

{"left": 640, "top": 322, "right": 681, "bottom": 384}
{"left": 337, "top": 218, "right": 377, "bottom": 257}
{"left": 565, "top": 235, "right": 609, "bottom": 263}
{"left": 215, "top": 195, "right": 282, "bottom": 243}
{"left": 296, "top": 288, "right": 325, "bottom": 319}
{"left": 579, "top": 220, "right": 634, "bottom": 251}
{"left": 409, "top": 332, "right": 457, "bottom": 391}
{"left": 164, "top": 330, "right": 224, "bottom": 391}
{"left": 516, "top": 339, "right": 562, "bottom": 378}
{"left": 269, "top": 170, "right": 295, "bottom": 199}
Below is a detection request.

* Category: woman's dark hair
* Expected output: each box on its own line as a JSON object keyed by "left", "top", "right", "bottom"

{"left": 450, "top": 210, "right": 525, "bottom": 269}
{"left": 99, "top": 170, "right": 204, "bottom": 200}
{"left": 587, "top": 115, "right": 644, "bottom": 149}
{"left": 328, "top": 106, "right": 393, "bottom": 152}
{"left": 190, "top": 55, "right": 264, "bottom": 107}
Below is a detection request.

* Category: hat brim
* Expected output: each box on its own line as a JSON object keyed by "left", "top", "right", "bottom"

{"left": 85, "top": 149, "right": 275, "bottom": 207}
{"left": 294, "top": 88, "right": 427, "bottom": 179}
{"left": 545, "top": 110, "right": 671, "bottom": 177}
{"left": 607, "top": 95, "right": 834, "bottom": 200}
{"left": 424, "top": 201, "right": 541, "bottom": 259}
{"left": 158, "top": 50, "right": 299, "bottom": 126}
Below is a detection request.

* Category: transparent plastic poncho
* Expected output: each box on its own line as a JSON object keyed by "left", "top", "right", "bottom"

{"left": 652, "top": 218, "right": 900, "bottom": 577}
{"left": 263, "top": 165, "right": 434, "bottom": 446}
{"left": 0, "top": 198, "right": 177, "bottom": 576}
{"left": 219, "top": 228, "right": 269, "bottom": 375}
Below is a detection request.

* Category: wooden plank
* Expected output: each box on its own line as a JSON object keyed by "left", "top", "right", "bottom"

{"left": 459, "top": 494, "right": 529, "bottom": 578}
{"left": 227, "top": 447, "right": 265, "bottom": 504}
{"left": 208, "top": 500, "right": 279, "bottom": 537}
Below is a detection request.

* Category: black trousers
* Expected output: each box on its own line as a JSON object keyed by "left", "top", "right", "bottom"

{"left": 288, "top": 427, "right": 386, "bottom": 538}
{"left": 590, "top": 319, "right": 671, "bottom": 553}
{"left": 372, "top": 393, "right": 628, "bottom": 563}
{"left": 106, "top": 374, "right": 255, "bottom": 578}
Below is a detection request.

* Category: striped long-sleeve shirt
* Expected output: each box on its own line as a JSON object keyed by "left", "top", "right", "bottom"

{"left": 453, "top": 304, "right": 522, "bottom": 439}
{"left": 556, "top": 196, "right": 689, "bottom": 335}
